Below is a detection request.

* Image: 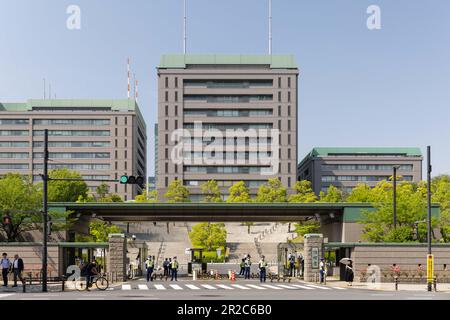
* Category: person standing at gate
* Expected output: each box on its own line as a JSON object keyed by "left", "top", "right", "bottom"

{"left": 289, "top": 254, "right": 295, "bottom": 277}
{"left": 168, "top": 258, "right": 172, "bottom": 277}
{"left": 244, "top": 255, "right": 252, "bottom": 279}
{"left": 319, "top": 258, "right": 326, "bottom": 283}
{"left": 163, "top": 258, "right": 169, "bottom": 278}
{"left": 145, "top": 256, "right": 154, "bottom": 282}
{"left": 258, "top": 256, "right": 268, "bottom": 283}
{"left": 170, "top": 257, "right": 179, "bottom": 281}
{"left": 345, "top": 260, "right": 354, "bottom": 286}
{"left": 1, "top": 253, "right": 11, "bottom": 287}
{"left": 239, "top": 258, "right": 245, "bottom": 276}
{"left": 12, "top": 254, "right": 25, "bottom": 287}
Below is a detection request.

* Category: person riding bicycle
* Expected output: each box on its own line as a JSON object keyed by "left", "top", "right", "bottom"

{"left": 85, "top": 258, "right": 99, "bottom": 291}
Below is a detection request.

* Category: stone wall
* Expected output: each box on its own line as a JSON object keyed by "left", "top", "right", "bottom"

{"left": 107, "top": 234, "right": 127, "bottom": 282}
{"left": 0, "top": 243, "right": 61, "bottom": 277}
{"left": 303, "top": 234, "right": 324, "bottom": 282}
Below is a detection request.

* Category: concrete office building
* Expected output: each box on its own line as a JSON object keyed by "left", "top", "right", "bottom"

{"left": 0, "top": 99, "right": 146, "bottom": 201}
{"left": 157, "top": 54, "right": 299, "bottom": 200}
{"left": 298, "top": 147, "right": 423, "bottom": 195}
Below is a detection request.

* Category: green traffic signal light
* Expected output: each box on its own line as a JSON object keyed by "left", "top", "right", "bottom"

{"left": 120, "top": 175, "right": 129, "bottom": 184}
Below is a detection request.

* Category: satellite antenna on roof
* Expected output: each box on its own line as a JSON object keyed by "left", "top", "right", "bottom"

{"left": 183, "top": 0, "right": 187, "bottom": 54}
{"left": 269, "top": 0, "right": 272, "bottom": 55}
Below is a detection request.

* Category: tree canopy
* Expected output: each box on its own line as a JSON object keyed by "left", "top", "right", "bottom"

{"left": 288, "top": 181, "right": 318, "bottom": 203}
{"left": 46, "top": 168, "right": 89, "bottom": 202}
{"left": 200, "top": 180, "right": 223, "bottom": 203}
{"left": 255, "top": 178, "right": 287, "bottom": 203}
{"left": 164, "top": 179, "right": 190, "bottom": 202}
{"left": 226, "top": 181, "right": 251, "bottom": 203}
{"left": 189, "top": 222, "right": 227, "bottom": 251}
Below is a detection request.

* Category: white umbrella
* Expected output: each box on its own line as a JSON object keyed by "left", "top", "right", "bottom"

{"left": 339, "top": 258, "right": 352, "bottom": 265}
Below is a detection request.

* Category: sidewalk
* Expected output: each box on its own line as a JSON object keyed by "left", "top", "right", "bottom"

{"left": 324, "top": 279, "right": 450, "bottom": 292}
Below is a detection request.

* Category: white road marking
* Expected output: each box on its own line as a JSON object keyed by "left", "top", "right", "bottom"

{"left": 306, "top": 284, "right": 331, "bottom": 290}
{"left": 333, "top": 286, "right": 347, "bottom": 290}
{"left": 201, "top": 284, "right": 217, "bottom": 290}
{"left": 246, "top": 284, "right": 267, "bottom": 290}
{"left": 170, "top": 284, "right": 183, "bottom": 290}
{"left": 138, "top": 284, "right": 149, "bottom": 290}
{"left": 122, "top": 284, "right": 131, "bottom": 290}
{"left": 291, "top": 284, "right": 314, "bottom": 290}
{"left": 231, "top": 284, "right": 251, "bottom": 290}
{"left": 216, "top": 284, "right": 234, "bottom": 290}
{"left": 406, "top": 297, "right": 433, "bottom": 300}
{"left": 185, "top": 284, "right": 200, "bottom": 290}
{"left": 154, "top": 284, "right": 166, "bottom": 290}
{"left": 277, "top": 284, "right": 298, "bottom": 289}
{"left": 260, "top": 284, "right": 283, "bottom": 290}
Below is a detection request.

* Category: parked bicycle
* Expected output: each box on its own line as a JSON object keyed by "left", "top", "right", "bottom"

{"left": 76, "top": 273, "right": 109, "bottom": 291}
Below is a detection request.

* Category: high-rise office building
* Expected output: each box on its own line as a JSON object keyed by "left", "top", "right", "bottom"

{"left": 157, "top": 54, "right": 299, "bottom": 200}
{"left": 298, "top": 147, "right": 423, "bottom": 195}
{"left": 0, "top": 99, "right": 146, "bottom": 201}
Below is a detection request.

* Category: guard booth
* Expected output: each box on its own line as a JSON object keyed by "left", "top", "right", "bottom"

{"left": 187, "top": 248, "right": 207, "bottom": 275}
{"left": 60, "top": 242, "right": 109, "bottom": 275}
{"left": 277, "top": 242, "right": 305, "bottom": 278}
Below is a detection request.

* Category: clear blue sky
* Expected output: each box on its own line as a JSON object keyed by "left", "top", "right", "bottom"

{"left": 1, "top": 0, "right": 449, "bottom": 177}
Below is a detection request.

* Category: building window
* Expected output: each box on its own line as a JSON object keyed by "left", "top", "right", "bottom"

{"left": 115, "top": 128, "right": 118, "bottom": 136}
{"left": 288, "top": 120, "right": 291, "bottom": 131}
{"left": 124, "top": 139, "right": 127, "bottom": 147}
{"left": 115, "top": 139, "right": 118, "bottom": 147}
{"left": 175, "top": 91, "right": 178, "bottom": 102}
{"left": 175, "top": 164, "right": 178, "bottom": 174}
{"left": 175, "top": 105, "right": 178, "bottom": 116}
{"left": 288, "top": 163, "right": 291, "bottom": 173}
{"left": 115, "top": 150, "right": 118, "bottom": 159}
{"left": 125, "top": 128, "right": 127, "bottom": 136}
{"left": 288, "top": 92, "right": 291, "bottom": 102}
{"left": 278, "top": 120, "right": 281, "bottom": 130}
{"left": 279, "top": 163, "right": 281, "bottom": 174}
{"left": 115, "top": 184, "right": 118, "bottom": 193}
{"left": 278, "top": 91, "right": 281, "bottom": 102}
{"left": 165, "top": 134, "right": 168, "bottom": 144}
{"left": 278, "top": 77, "right": 281, "bottom": 88}
{"left": 124, "top": 161, "right": 127, "bottom": 170}
{"left": 165, "top": 105, "right": 169, "bottom": 116}
{"left": 115, "top": 117, "right": 118, "bottom": 125}
{"left": 165, "top": 77, "right": 168, "bottom": 88}
{"left": 125, "top": 117, "right": 128, "bottom": 125}
{"left": 288, "top": 105, "right": 291, "bottom": 116}
{"left": 165, "top": 119, "right": 168, "bottom": 130}
{"left": 288, "top": 148, "right": 291, "bottom": 159}
{"left": 165, "top": 91, "right": 168, "bottom": 102}
{"left": 278, "top": 106, "right": 281, "bottom": 116}
{"left": 115, "top": 162, "right": 118, "bottom": 170}
{"left": 165, "top": 148, "right": 169, "bottom": 159}
{"left": 279, "top": 149, "right": 282, "bottom": 159}
{"left": 175, "top": 77, "right": 178, "bottom": 88}
{"left": 175, "top": 120, "right": 178, "bottom": 129}
{"left": 165, "top": 177, "right": 169, "bottom": 187}
{"left": 124, "top": 150, "right": 127, "bottom": 158}
{"left": 288, "top": 77, "right": 291, "bottom": 88}
{"left": 165, "top": 162, "right": 168, "bottom": 173}
{"left": 288, "top": 177, "right": 291, "bottom": 188}
{"left": 288, "top": 134, "right": 291, "bottom": 145}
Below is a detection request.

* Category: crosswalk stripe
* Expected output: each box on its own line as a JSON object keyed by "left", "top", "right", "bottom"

{"left": 0, "top": 294, "right": 14, "bottom": 299}
{"left": 138, "top": 284, "right": 149, "bottom": 290}
{"left": 306, "top": 284, "right": 331, "bottom": 290}
{"left": 291, "top": 284, "right": 314, "bottom": 290}
{"left": 186, "top": 284, "right": 200, "bottom": 290}
{"left": 277, "top": 284, "right": 298, "bottom": 290}
{"left": 170, "top": 284, "right": 183, "bottom": 290}
{"left": 122, "top": 284, "right": 131, "bottom": 290}
{"left": 201, "top": 284, "right": 217, "bottom": 290}
{"left": 154, "top": 284, "right": 166, "bottom": 290}
{"left": 260, "top": 284, "right": 283, "bottom": 290}
{"left": 246, "top": 284, "right": 267, "bottom": 290}
{"left": 216, "top": 284, "right": 234, "bottom": 290}
{"left": 231, "top": 284, "right": 251, "bottom": 290}
{"left": 333, "top": 286, "right": 346, "bottom": 290}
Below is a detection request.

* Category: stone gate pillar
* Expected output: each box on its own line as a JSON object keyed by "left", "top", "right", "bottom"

{"left": 107, "top": 233, "right": 127, "bottom": 282}
{"left": 303, "top": 234, "right": 324, "bottom": 282}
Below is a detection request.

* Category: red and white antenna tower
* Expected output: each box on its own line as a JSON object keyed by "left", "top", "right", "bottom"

{"left": 127, "top": 57, "right": 131, "bottom": 99}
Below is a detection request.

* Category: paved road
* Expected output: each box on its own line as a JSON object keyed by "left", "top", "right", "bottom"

{"left": 0, "top": 279, "right": 449, "bottom": 300}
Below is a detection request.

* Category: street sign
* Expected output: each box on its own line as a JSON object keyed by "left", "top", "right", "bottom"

{"left": 427, "top": 254, "right": 434, "bottom": 282}
{"left": 312, "top": 248, "right": 319, "bottom": 269}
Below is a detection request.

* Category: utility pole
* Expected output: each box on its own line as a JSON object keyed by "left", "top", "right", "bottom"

{"left": 427, "top": 146, "right": 432, "bottom": 292}
{"left": 42, "top": 129, "right": 49, "bottom": 292}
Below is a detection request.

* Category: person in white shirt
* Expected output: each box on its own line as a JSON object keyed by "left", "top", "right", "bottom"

{"left": 12, "top": 254, "right": 25, "bottom": 287}
{"left": 1, "top": 253, "right": 11, "bottom": 287}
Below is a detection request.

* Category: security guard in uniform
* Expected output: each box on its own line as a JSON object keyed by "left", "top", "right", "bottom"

{"left": 170, "top": 257, "right": 179, "bottom": 281}
{"left": 145, "top": 256, "right": 154, "bottom": 282}
{"left": 259, "top": 255, "right": 268, "bottom": 283}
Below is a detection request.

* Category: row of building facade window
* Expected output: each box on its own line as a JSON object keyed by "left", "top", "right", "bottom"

{"left": 0, "top": 129, "right": 133, "bottom": 137}
{"left": 0, "top": 117, "right": 130, "bottom": 126}
{"left": 161, "top": 178, "right": 292, "bottom": 188}
{"left": 321, "top": 175, "right": 414, "bottom": 182}
{"left": 164, "top": 94, "right": 292, "bottom": 103}
{"left": 164, "top": 106, "right": 292, "bottom": 117}
{"left": 321, "top": 164, "right": 414, "bottom": 171}
{"left": 163, "top": 149, "right": 292, "bottom": 160}
{"left": 164, "top": 78, "right": 293, "bottom": 89}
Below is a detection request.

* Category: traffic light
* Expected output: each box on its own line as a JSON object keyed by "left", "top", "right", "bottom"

{"left": 2, "top": 215, "right": 11, "bottom": 226}
{"left": 120, "top": 175, "right": 145, "bottom": 188}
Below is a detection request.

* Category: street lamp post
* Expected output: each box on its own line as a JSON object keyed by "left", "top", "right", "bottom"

{"left": 392, "top": 166, "right": 400, "bottom": 229}
{"left": 427, "top": 146, "right": 432, "bottom": 292}
{"left": 42, "top": 129, "right": 49, "bottom": 292}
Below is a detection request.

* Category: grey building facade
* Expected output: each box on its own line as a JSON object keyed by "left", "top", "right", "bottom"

{"left": 157, "top": 54, "right": 299, "bottom": 201}
{"left": 0, "top": 99, "right": 146, "bottom": 201}
{"left": 298, "top": 147, "right": 423, "bottom": 195}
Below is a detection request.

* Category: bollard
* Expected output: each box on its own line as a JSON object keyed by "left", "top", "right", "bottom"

{"left": 23, "top": 284, "right": 26, "bottom": 293}
{"left": 433, "top": 277, "right": 437, "bottom": 292}
{"left": 394, "top": 276, "right": 398, "bottom": 291}
{"left": 193, "top": 269, "right": 197, "bottom": 281}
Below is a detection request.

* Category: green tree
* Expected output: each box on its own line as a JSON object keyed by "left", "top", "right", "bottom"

{"left": 0, "top": 173, "right": 73, "bottom": 241}
{"left": 77, "top": 183, "right": 123, "bottom": 203}
{"left": 319, "top": 185, "right": 344, "bottom": 202}
{"left": 88, "top": 221, "right": 122, "bottom": 242}
{"left": 432, "top": 175, "right": 450, "bottom": 242}
{"left": 135, "top": 188, "right": 159, "bottom": 203}
{"left": 288, "top": 180, "right": 318, "bottom": 203}
{"left": 200, "top": 180, "right": 222, "bottom": 202}
{"left": 164, "top": 179, "right": 190, "bottom": 202}
{"left": 226, "top": 181, "right": 250, "bottom": 203}
{"left": 46, "top": 168, "right": 89, "bottom": 202}
{"left": 294, "top": 219, "right": 321, "bottom": 237}
{"left": 96, "top": 183, "right": 110, "bottom": 199}
{"left": 255, "top": 178, "right": 287, "bottom": 203}
{"left": 189, "top": 222, "right": 227, "bottom": 251}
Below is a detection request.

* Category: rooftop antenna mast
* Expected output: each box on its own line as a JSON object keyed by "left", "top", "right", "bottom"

{"left": 269, "top": 0, "right": 272, "bottom": 55}
{"left": 127, "top": 57, "right": 131, "bottom": 99}
{"left": 43, "top": 78, "right": 46, "bottom": 100}
{"left": 183, "top": 0, "right": 187, "bottom": 54}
